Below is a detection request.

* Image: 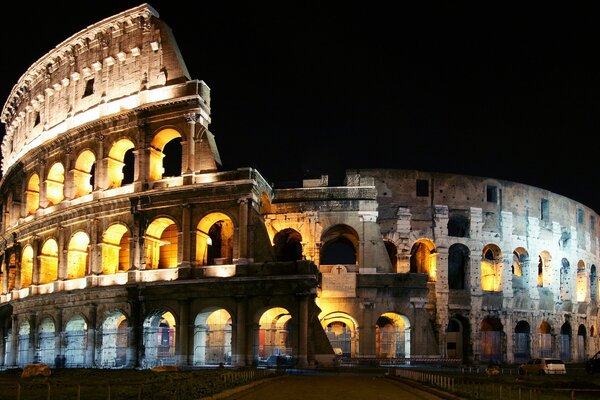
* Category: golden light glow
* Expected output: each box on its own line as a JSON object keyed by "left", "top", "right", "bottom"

{"left": 46, "top": 162, "right": 65, "bottom": 206}
{"left": 73, "top": 150, "right": 96, "bottom": 198}
{"left": 162, "top": 311, "right": 176, "bottom": 328}
{"left": 101, "top": 224, "right": 130, "bottom": 274}
{"left": 149, "top": 128, "right": 181, "bottom": 181}
{"left": 411, "top": 239, "right": 437, "bottom": 281}
{"left": 576, "top": 260, "right": 587, "bottom": 302}
{"left": 206, "top": 309, "right": 232, "bottom": 325}
{"left": 481, "top": 246, "right": 502, "bottom": 291}
{"left": 145, "top": 217, "right": 178, "bottom": 269}
{"left": 39, "top": 239, "right": 58, "bottom": 284}
{"left": 107, "top": 139, "right": 135, "bottom": 188}
{"left": 20, "top": 245, "right": 34, "bottom": 288}
{"left": 67, "top": 231, "right": 90, "bottom": 279}
{"left": 26, "top": 174, "right": 40, "bottom": 215}
{"left": 196, "top": 212, "right": 234, "bottom": 266}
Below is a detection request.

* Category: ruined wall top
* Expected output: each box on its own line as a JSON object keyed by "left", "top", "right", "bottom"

{"left": 0, "top": 3, "right": 201, "bottom": 174}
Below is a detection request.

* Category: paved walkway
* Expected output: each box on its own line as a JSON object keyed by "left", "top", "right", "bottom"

{"left": 220, "top": 372, "right": 450, "bottom": 400}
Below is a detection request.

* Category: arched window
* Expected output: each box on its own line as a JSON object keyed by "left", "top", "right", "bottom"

{"left": 273, "top": 228, "right": 303, "bottom": 262}
{"left": 149, "top": 129, "right": 182, "bottom": 181}
{"left": 145, "top": 218, "right": 178, "bottom": 269}
{"left": 320, "top": 225, "right": 359, "bottom": 267}
{"left": 409, "top": 239, "right": 437, "bottom": 281}
{"left": 66, "top": 232, "right": 90, "bottom": 279}
{"left": 481, "top": 244, "right": 502, "bottom": 291}
{"left": 107, "top": 139, "right": 135, "bottom": 188}
{"left": 72, "top": 150, "right": 96, "bottom": 198}
{"left": 448, "top": 244, "right": 469, "bottom": 290}
{"left": 46, "top": 162, "right": 65, "bottom": 206}
{"left": 25, "top": 174, "right": 40, "bottom": 215}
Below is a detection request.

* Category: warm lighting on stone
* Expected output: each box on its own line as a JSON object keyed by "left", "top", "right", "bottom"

{"left": 45, "top": 162, "right": 65, "bottom": 206}
{"left": 66, "top": 231, "right": 90, "bottom": 279}
{"left": 39, "top": 239, "right": 59, "bottom": 284}
{"left": 145, "top": 218, "right": 178, "bottom": 269}
{"left": 72, "top": 150, "right": 96, "bottom": 198}
{"left": 106, "top": 139, "right": 135, "bottom": 188}
{"left": 20, "top": 245, "right": 34, "bottom": 288}
{"left": 102, "top": 224, "right": 130, "bottom": 274}
{"left": 25, "top": 174, "right": 40, "bottom": 215}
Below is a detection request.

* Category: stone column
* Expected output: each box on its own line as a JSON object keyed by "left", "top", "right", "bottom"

{"left": 63, "top": 145, "right": 74, "bottom": 200}
{"left": 181, "top": 204, "right": 192, "bottom": 268}
{"left": 178, "top": 299, "right": 190, "bottom": 366}
{"left": 93, "top": 134, "right": 105, "bottom": 192}
{"left": 183, "top": 113, "right": 197, "bottom": 175}
{"left": 234, "top": 297, "right": 247, "bottom": 366}
{"left": 297, "top": 294, "right": 309, "bottom": 367}
{"left": 133, "top": 123, "right": 149, "bottom": 192}
{"left": 38, "top": 159, "right": 48, "bottom": 208}
{"left": 359, "top": 303, "right": 377, "bottom": 358}
{"left": 86, "top": 306, "right": 96, "bottom": 367}
{"left": 89, "top": 218, "right": 100, "bottom": 275}
{"left": 2, "top": 247, "right": 8, "bottom": 294}
{"left": 31, "top": 236, "right": 41, "bottom": 285}
{"left": 9, "top": 315, "right": 18, "bottom": 367}
{"left": 0, "top": 326, "right": 5, "bottom": 367}
{"left": 28, "top": 314, "right": 36, "bottom": 364}
{"left": 57, "top": 225, "right": 67, "bottom": 281}
{"left": 237, "top": 197, "right": 249, "bottom": 262}
{"left": 55, "top": 307, "right": 63, "bottom": 365}
{"left": 128, "top": 296, "right": 142, "bottom": 368}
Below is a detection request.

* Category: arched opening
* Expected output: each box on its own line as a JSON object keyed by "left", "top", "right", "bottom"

{"left": 514, "top": 321, "right": 531, "bottom": 363}
{"left": 577, "top": 324, "right": 586, "bottom": 362}
{"left": 538, "top": 251, "right": 552, "bottom": 287}
{"left": 591, "top": 265, "right": 598, "bottom": 302}
{"left": 66, "top": 232, "right": 90, "bottom": 279}
{"left": 193, "top": 308, "right": 232, "bottom": 366}
{"left": 17, "top": 321, "right": 31, "bottom": 367}
{"left": 101, "top": 224, "right": 130, "bottom": 274}
{"left": 20, "top": 245, "right": 34, "bottom": 289}
{"left": 65, "top": 315, "right": 87, "bottom": 367}
{"left": 576, "top": 260, "right": 587, "bottom": 302}
{"left": 559, "top": 323, "right": 572, "bottom": 362}
{"left": 446, "top": 315, "right": 470, "bottom": 363}
{"left": 145, "top": 218, "right": 178, "bottom": 269}
{"left": 143, "top": 311, "right": 176, "bottom": 368}
{"left": 409, "top": 239, "right": 437, "bottom": 281}
{"left": 196, "top": 212, "right": 234, "bottom": 266}
{"left": 447, "top": 214, "right": 469, "bottom": 237}
{"left": 375, "top": 312, "right": 410, "bottom": 359}
{"left": 107, "top": 138, "right": 135, "bottom": 188}
{"left": 38, "top": 317, "right": 56, "bottom": 365}
{"left": 4, "top": 328, "right": 13, "bottom": 366}
{"left": 481, "top": 245, "right": 502, "bottom": 291}
{"left": 72, "top": 150, "right": 96, "bottom": 198}
{"left": 384, "top": 240, "right": 398, "bottom": 272}
{"left": 321, "top": 312, "right": 359, "bottom": 359}
{"left": 149, "top": 128, "right": 182, "bottom": 181}
{"left": 320, "top": 225, "right": 359, "bottom": 267}
{"left": 480, "top": 317, "right": 503, "bottom": 363}
{"left": 257, "top": 307, "right": 292, "bottom": 362}
{"left": 39, "top": 239, "right": 59, "bottom": 284}
{"left": 539, "top": 321, "right": 553, "bottom": 358}
{"left": 99, "top": 310, "right": 128, "bottom": 368}
{"left": 4, "top": 252, "right": 16, "bottom": 292}
{"left": 273, "top": 228, "right": 303, "bottom": 262}
{"left": 512, "top": 248, "right": 529, "bottom": 290}
{"left": 46, "top": 162, "right": 65, "bottom": 206}
{"left": 25, "top": 173, "right": 40, "bottom": 215}
{"left": 448, "top": 244, "right": 469, "bottom": 290}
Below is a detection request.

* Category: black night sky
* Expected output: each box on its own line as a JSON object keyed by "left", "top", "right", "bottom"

{"left": 1, "top": 1, "right": 599, "bottom": 212}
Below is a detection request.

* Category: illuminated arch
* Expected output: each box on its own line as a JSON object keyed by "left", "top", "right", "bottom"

{"left": 17, "top": 320, "right": 31, "bottom": 367}
{"left": 512, "top": 247, "right": 529, "bottom": 278}
{"left": 375, "top": 312, "right": 410, "bottom": 359}
{"left": 46, "top": 162, "right": 65, "bottom": 205}
{"left": 99, "top": 310, "right": 128, "bottom": 368}
{"left": 193, "top": 308, "right": 232, "bottom": 365}
{"left": 107, "top": 138, "right": 135, "bottom": 188}
{"left": 25, "top": 173, "right": 40, "bottom": 215}
{"left": 66, "top": 231, "right": 90, "bottom": 279}
{"left": 149, "top": 128, "right": 182, "bottom": 181}
{"left": 539, "top": 321, "right": 553, "bottom": 357}
{"left": 576, "top": 260, "right": 587, "bottom": 302}
{"left": 145, "top": 217, "right": 178, "bottom": 269}
{"left": 259, "top": 192, "right": 272, "bottom": 214}
{"left": 257, "top": 307, "right": 292, "bottom": 360}
{"left": 143, "top": 310, "right": 177, "bottom": 368}
{"left": 320, "top": 312, "right": 360, "bottom": 358}
{"left": 384, "top": 240, "right": 398, "bottom": 272}
{"left": 538, "top": 251, "right": 552, "bottom": 287}
{"left": 38, "top": 317, "right": 55, "bottom": 365}
{"left": 481, "top": 244, "right": 502, "bottom": 291}
{"left": 196, "top": 212, "right": 234, "bottom": 266}
{"left": 20, "top": 245, "right": 34, "bottom": 289}
{"left": 65, "top": 315, "right": 88, "bottom": 367}
{"left": 273, "top": 228, "right": 303, "bottom": 262}
{"left": 39, "top": 238, "right": 58, "bottom": 284}
{"left": 320, "top": 224, "right": 359, "bottom": 267}
{"left": 72, "top": 150, "right": 96, "bottom": 198}
{"left": 101, "top": 224, "right": 130, "bottom": 274}
{"left": 409, "top": 238, "right": 437, "bottom": 281}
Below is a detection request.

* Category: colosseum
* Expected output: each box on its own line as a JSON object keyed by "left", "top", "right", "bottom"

{"left": 0, "top": 3, "right": 598, "bottom": 370}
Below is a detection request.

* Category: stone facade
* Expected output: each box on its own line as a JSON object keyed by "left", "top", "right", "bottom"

{"left": 0, "top": 4, "right": 597, "bottom": 369}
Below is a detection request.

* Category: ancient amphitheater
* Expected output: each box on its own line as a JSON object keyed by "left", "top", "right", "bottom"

{"left": 0, "top": 3, "right": 597, "bottom": 369}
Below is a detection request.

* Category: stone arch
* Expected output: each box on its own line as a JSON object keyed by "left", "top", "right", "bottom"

{"left": 65, "top": 314, "right": 88, "bottom": 367}
{"left": 101, "top": 223, "right": 130, "bottom": 274}
{"left": 99, "top": 310, "right": 129, "bottom": 368}
{"left": 559, "top": 322, "right": 572, "bottom": 361}
{"left": 514, "top": 320, "right": 531, "bottom": 363}
{"left": 512, "top": 248, "right": 529, "bottom": 290}
{"left": 193, "top": 307, "right": 233, "bottom": 366}
{"left": 320, "top": 224, "right": 359, "bottom": 267}
{"left": 25, "top": 173, "right": 40, "bottom": 215}
{"left": 538, "top": 250, "right": 552, "bottom": 287}
{"left": 481, "top": 244, "right": 502, "bottom": 291}
{"left": 149, "top": 127, "right": 182, "bottom": 181}
{"left": 273, "top": 228, "right": 303, "bottom": 262}
{"left": 409, "top": 238, "right": 437, "bottom": 281}
{"left": 39, "top": 238, "right": 59, "bottom": 284}
{"left": 46, "top": 162, "right": 65, "bottom": 206}
{"left": 576, "top": 260, "right": 587, "bottom": 302}
{"left": 384, "top": 240, "right": 398, "bottom": 272}
{"left": 20, "top": 245, "right": 33, "bottom": 289}
{"left": 375, "top": 312, "right": 410, "bottom": 359}
{"left": 320, "top": 311, "right": 360, "bottom": 358}
{"left": 257, "top": 307, "right": 292, "bottom": 361}
{"left": 480, "top": 317, "right": 503, "bottom": 363}
{"left": 66, "top": 231, "right": 90, "bottom": 279}
{"left": 591, "top": 265, "right": 598, "bottom": 302}
{"left": 145, "top": 217, "right": 179, "bottom": 269}
{"left": 38, "top": 316, "right": 56, "bottom": 365}
{"left": 448, "top": 243, "right": 469, "bottom": 290}
{"left": 446, "top": 315, "right": 471, "bottom": 364}
{"left": 72, "top": 149, "right": 96, "bottom": 198}
{"left": 539, "top": 320, "right": 553, "bottom": 357}
{"left": 17, "top": 320, "right": 31, "bottom": 367}
{"left": 3, "top": 191, "right": 14, "bottom": 229}
{"left": 143, "top": 310, "right": 177, "bottom": 368}
{"left": 196, "top": 212, "right": 235, "bottom": 266}
{"left": 577, "top": 324, "right": 586, "bottom": 362}
{"left": 106, "top": 138, "right": 135, "bottom": 188}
